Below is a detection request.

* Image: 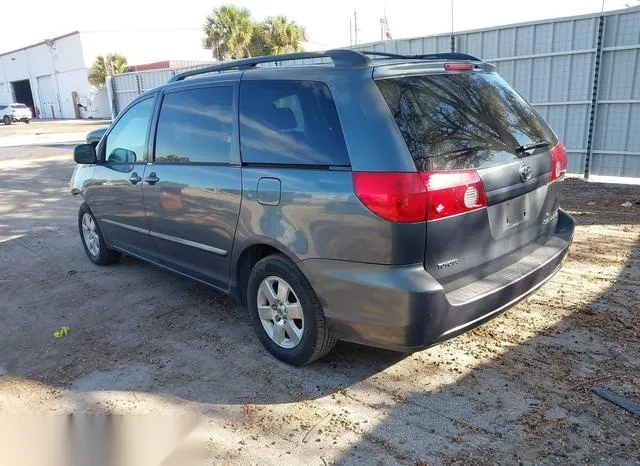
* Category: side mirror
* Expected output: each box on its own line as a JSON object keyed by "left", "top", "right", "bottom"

{"left": 74, "top": 144, "right": 97, "bottom": 164}
{"left": 107, "top": 148, "right": 137, "bottom": 164}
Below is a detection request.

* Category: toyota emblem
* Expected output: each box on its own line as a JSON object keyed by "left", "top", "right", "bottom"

{"left": 519, "top": 163, "right": 532, "bottom": 182}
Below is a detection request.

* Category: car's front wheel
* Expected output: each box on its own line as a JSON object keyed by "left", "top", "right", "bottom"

{"left": 247, "top": 255, "right": 336, "bottom": 365}
{"left": 2, "top": 115, "right": 10, "bottom": 125}
{"left": 78, "top": 203, "right": 121, "bottom": 266}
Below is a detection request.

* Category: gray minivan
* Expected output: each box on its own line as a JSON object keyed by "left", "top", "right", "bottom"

{"left": 71, "top": 50, "right": 574, "bottom": 365}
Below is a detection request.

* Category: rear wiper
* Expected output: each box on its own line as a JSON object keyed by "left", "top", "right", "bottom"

{"left": 515, "top": 141, "right": 550, "bottom": 155}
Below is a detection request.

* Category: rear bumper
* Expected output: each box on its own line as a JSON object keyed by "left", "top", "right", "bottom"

{"left": 299, "top": 209, "right": 575, "bottom": 351}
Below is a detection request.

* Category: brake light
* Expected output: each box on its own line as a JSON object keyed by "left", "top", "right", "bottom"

{"left": 353, "top": 170, "right": 488, "bottom": 223}
{"left": 550, "top": 142, "right": 567, "bottom": 182}
{"left": 353, "top": 172, "right": 427, "bottom": 222}
{"left": 444, "top": 63, "right": 474, "bottom": 71}
{"left": 420, "top": 170, "right": 488, "bottom": 221}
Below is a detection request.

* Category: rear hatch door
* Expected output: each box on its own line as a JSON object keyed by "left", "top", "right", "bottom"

{"left": 375, "top": 68, "right": 564, "bottom": 287}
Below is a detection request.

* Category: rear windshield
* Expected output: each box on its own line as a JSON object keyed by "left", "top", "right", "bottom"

{"left": 11, "top": 104, "right": 27, "bottom": 109}
{"left": 376, "top": 73, "right": 557, "bottom": 171}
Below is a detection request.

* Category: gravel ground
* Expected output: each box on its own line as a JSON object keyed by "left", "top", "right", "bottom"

{"left": 0, "top": 130, "right": 638, "bottom": 464}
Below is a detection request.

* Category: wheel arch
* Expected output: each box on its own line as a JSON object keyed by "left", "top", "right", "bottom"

{"left": 230, "top": 237, "right": 301, "bottom": 303}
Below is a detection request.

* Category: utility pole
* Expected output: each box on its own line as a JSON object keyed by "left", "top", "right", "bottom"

{"left": 350, "top": 19, "right": 353, "bottom": 46}
{"left": 380, "top": 19, "right": 384, "bottom": 41}
{"left": 353, "top": 11, "right": 359, "bottom": 45}
{"left": 450, "top": 0, "right": 455, "bottom": 52}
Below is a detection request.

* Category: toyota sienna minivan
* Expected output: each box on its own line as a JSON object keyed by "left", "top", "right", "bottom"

{"left": 71, "top": 49, "right": 575, "bottom": 365}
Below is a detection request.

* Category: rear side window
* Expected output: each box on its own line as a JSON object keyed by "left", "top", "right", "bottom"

{"left": 376, "top": 73, "right": 557, "bottom": 171}
{"left": 155, "top": 86, "right": 233, "bottom": 164}
{"left": 240, "top": 80, "right": 349, "bottom": 166}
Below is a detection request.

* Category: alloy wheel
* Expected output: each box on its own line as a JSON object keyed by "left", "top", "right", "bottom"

{"left": 256, "top": 276, "right": 304, "bottom": 349}
{"left": 81, "top": 213, "right": 100, "bottom": 257}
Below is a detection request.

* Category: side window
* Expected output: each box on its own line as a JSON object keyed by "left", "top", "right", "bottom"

{"left": 154, "top": 86, "right": 233, "bottom": 164}
{"left": 104, "top": 97, "right": 154, "bottom": 163}
{"left": 240, "top": 80, "right": 349, "bottom": 166}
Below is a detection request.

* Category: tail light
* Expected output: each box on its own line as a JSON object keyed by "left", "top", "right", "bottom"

{"left": 352, "top": 172, "right": 427, "bottom": 222}
{"left": 353, "top": 169, "right": 487, "bottom": 223}
{"left": 550, "top": 142, "right": 567, "bottom": 182}
{"left": 420, "top": 170, "right": 488, "bottom": 221}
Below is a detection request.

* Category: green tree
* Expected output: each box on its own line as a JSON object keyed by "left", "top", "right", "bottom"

{"left": 255, "top": 16, "right": 307, "bottom": 56}
{"left": 88, "top": 54, "right": 128, "bottom": 86}
{"left": 203, "top": 5, "right": 254, "bottom": 60}
{"left": 203, "top": 7, "right": 307, "bottom": 59}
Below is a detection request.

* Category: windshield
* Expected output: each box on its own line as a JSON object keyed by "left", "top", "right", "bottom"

{"left": 11, "top": 104, "right": 28, "bottom": 109}
{"left": 376, "top": 72, "right": 558, "bottom": 171}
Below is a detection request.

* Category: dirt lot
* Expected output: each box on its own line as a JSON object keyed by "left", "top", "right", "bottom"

{"left": 0, "top": 125, "right": 638, "bottom": 464}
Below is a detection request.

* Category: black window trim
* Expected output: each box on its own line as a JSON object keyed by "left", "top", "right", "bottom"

{"left": 238, "top": 78, "right": 351, "bottom": 170}
{"left": 98, "top": 93, "right": 158, "bottom": 165}
{"left": 150, "top": 82, "right": 240, "bottom": 167}
{"left": 241, "top": 162, "right": 351, "bottom": 170}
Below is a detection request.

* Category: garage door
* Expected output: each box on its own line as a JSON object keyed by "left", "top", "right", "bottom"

{"left": 37, "top": 75, "right": 59, "bottom": 119}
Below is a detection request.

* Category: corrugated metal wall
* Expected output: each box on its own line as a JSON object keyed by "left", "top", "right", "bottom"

{"left": 109, "top": 6, "right": 640, "bottom": 179}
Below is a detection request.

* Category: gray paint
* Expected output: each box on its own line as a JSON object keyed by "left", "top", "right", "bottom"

{"left": 231, "top": 167, "right": 426, "bottom": 268}
{"left": 256, "top": 177, "right": 282, "bottom": 206}
{"left": 143, "top": 164, "right": 241, "bottom": 289}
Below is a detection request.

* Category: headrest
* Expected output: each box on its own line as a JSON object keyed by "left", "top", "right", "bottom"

{"left": 260, "top": 105, "right": 297, "bottom": 131}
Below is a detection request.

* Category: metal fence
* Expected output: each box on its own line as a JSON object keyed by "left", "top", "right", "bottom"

{"left": 108, "top": 6, "right": 640, "bottom": 180}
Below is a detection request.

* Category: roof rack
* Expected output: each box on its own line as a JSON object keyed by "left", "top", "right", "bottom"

{"left": 359, "top": 50, "right": 482, "bottom": 62}
{"left": 169, "top": 49, "right": 372, "bottom": 82}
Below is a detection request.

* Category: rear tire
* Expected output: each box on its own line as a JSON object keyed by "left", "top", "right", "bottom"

{"left": 24, "top": 119, "right": 30, "bottom": 124}
{"left": 247, "top": 254, "right": 336, "bottom": 365}
{"left": 3, "top": 115, "right": 10, "bottom": 125}
{"left": 78, "top": 203, "right": 121, "bottom": 266}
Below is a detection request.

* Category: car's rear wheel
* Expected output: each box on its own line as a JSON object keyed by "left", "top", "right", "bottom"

{"left": 78, "top": 203, "right": 121, "bottom": 266}
{"left": 24, "top": 119, "right": 30, "bottom": 124}
{"left": 247, "top": 255, "right": 336, "bottom": 365}
{"left": 2, "top": 115, "right": 11, "bottom": 125}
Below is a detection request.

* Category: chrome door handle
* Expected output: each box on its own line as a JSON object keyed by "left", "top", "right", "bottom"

{"left": 129, "top": 172, "right": 142, "bottom": 184}
{"left": 144, "top": 173, "right": 160, "bottom": 185}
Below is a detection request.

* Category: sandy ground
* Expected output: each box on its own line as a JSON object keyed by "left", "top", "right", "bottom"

{"left": 0, "top": 125, "right": 638, "bottom": 465}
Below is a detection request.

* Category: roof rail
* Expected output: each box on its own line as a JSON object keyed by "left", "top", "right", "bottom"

{"left": 169, "top": 49, "right": 371, "bottom": 82}
{"left": 359, "top": 50, "right": 482, "bottom": 62}
{"left": 357, "top": 51, "right": 406, "bottom": 59}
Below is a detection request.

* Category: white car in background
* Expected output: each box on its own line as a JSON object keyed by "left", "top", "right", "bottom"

{"left": 1, "top": 103, "right": 32, "bottom": 124}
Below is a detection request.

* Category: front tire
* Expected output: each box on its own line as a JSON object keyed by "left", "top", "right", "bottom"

{"left": 78, "top": 203, "right": 121, "bottom": 266}
{"left": 2, "top": 115, "right": 11, "bottom": 125}
{"left": 247, "top": 255, "right": 336, "bottom": 365}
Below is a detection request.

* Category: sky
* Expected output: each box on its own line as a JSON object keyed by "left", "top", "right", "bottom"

{"left": 1, "top": 0, "right": 637, "bottom": 57}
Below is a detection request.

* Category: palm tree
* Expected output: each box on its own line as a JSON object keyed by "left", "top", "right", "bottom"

{"left": 257, "top": 16, "right": 307, "bottom": 55}
{"left": 88, "top": 54, "right": 128, "bottom": 86}
{"left": 203, "top": 6, "right": 254, "bottom": 60}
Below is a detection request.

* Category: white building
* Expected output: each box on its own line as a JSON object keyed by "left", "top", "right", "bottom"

{"left": 0, "top": 29, "right": 211, "bottom": 119}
